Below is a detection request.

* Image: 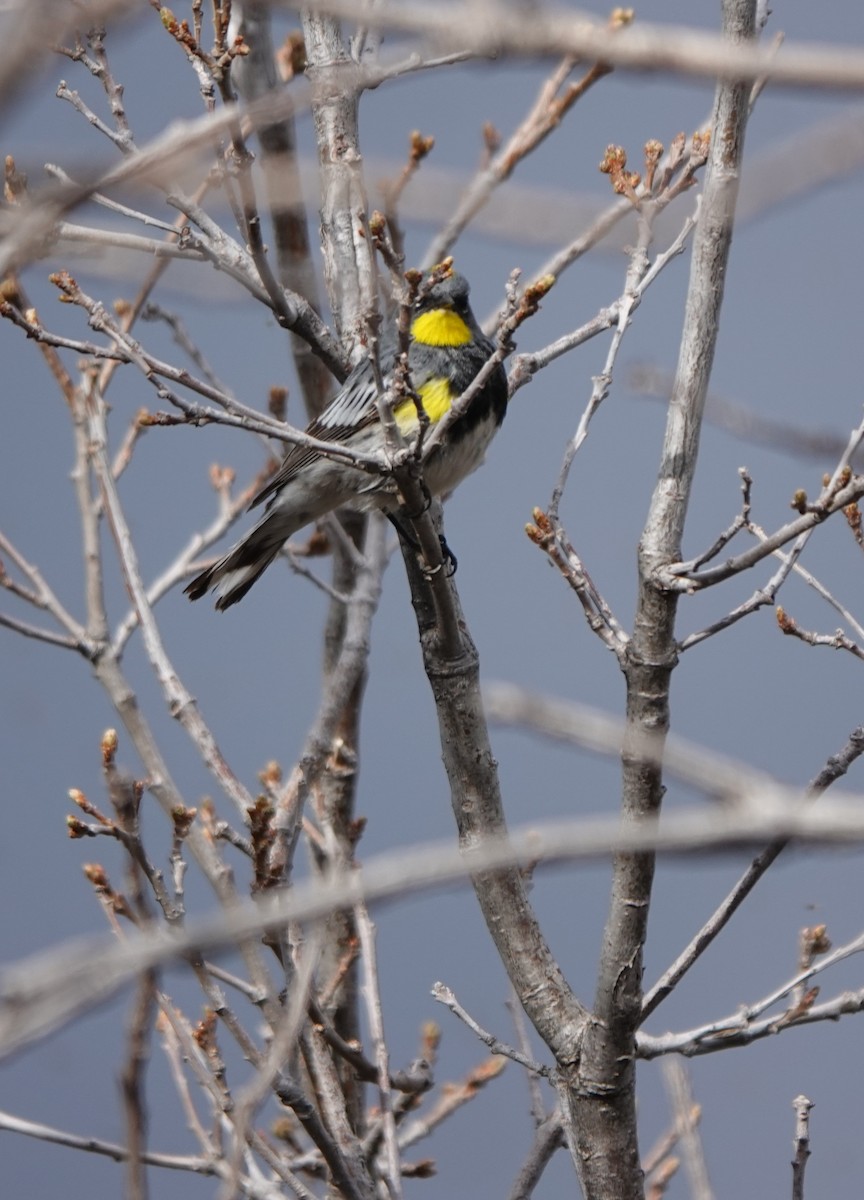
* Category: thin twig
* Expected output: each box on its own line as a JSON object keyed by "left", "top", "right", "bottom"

{"left": 424, "top": 46, "right": 616, "bottom": 264}
{"left": 431, "top": 983, "right": 549, "bottom": 1076}
{"left": 86, "top": 384, "right": 257, "bottom": 820}
{"left": 14, "top": 795, "right": 864, "bottom": 1062}
{"left": 505, "top": 989, "right": 546, "bottom": 1128}
{"left": 0, "top": 1108, "right": 218, "bottom": 1175}
{"left": 120, "top": 970, "right": 158, "bottom": 1200}
{"left": 280, "top": 1, "right": 864, "bottom": 94}
{"left": 224, "top": 929, "right": 322, "bottom": 1199}
{"left": 397, "top": 1056, "right": 507, "bottom": 1149}
{"left": 0, "top": 531, "right": 94, "bottom": 653}
{"left": 506, "top": 1112, "right": 564, "bottom": 1200}
{"left": 0, "top": 611, "right": 83, "bottom": 652}
{"left": 661, "top": 1061, "right": 713, "bottom": 1200}
{"left": 640, "top": 934, "right": 864, "bottom": 1058}
{"left": 642, "top": 721, "right": 864, "bottom": 1021}
{"left": 791, "top": 1095, "right": 814, "bottom": 1200}
{"left": 356, "top": 902, "right": 402, "bottom": 1198}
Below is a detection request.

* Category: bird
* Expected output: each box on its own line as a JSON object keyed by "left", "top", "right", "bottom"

{"left": 185, "top": 269, "right": 508, "bottom": 610}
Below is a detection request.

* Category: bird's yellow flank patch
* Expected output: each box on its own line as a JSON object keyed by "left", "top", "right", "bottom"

{"left": 411, "top": 308, "right": 473, "bottom": 347}
{"left": 394, "top": 377, "right": 455, "bottom": 431}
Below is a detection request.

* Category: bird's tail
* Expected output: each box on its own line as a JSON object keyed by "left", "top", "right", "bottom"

{"left": 185, "top": 511, "right": 296, "bottom": 610}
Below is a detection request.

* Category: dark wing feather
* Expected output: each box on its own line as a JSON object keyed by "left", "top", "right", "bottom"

{"left": 250, "top": 361, "right": 382, "bottom": 510}
{"left": 249, "top": 326, "right": 447, "bottom": 512}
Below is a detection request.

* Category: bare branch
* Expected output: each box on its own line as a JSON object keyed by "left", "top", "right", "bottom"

{"left": 661, "top": 1061, "right": 713, "bottom": 1200}
{"left": 0, "top": 1107, "right": 217, "bottom": 1176}
{"left": 567, "top": 2, "right": 757, "bottom": 1192}
{"left": 639, "top": 986, "right": 864, "bottom": 1059}
{"left": 791, "top": 1095, "right": 814, "bottom": 1200}
{"left": 431, "top": 982, "right": 549, "bottom": 1076}
{"left": 664, "top": 473, "right": 864, "bottom": 591}
{"left": 506, "top": 1112, "right": 564, "bottom": 1200}
{"left": 642, "top": 719, "right": 864, "bottom": 1022}
{"left": 120, "top": 971, "right": 158, "bottom": 1200}
{"left": 396, "top": 1055, "right": 507, "bottom": 1150}
{"left": 11, "top": 795, "right": 864, "bottom": 1060}
{"left": 425, "top": 37, "right": 619, "bottom": 264}
{"left": 0, "top": 610, "right": 84, "bottom": 652}
{"left": 230, "top": 1, "right": 334, "bottom": 418}
{"left": 776, "top": 606, "right": 864, "bottom": 660}
{"left": 484, "top": 682, "right": 793, "bottom": 804}
{"left": 631, "top": 364, "right": 863, "bottom": 465}
{"left": 85, "top": 385, "right": 257, "bottom": 820}
{"left": 505, "top": 988, "right": 547, "bottom": 1128}
{"left": 224, "top": 929, "right": 322, "bottom": 1198}
{"left": 282, "top": 1, "right": 864, "bottom": 94}
{"left": 0, "top": 531, "right": 92, "bottom": 650}
{"left": 356, "top": 904, "right": 402, "bottom": 1199}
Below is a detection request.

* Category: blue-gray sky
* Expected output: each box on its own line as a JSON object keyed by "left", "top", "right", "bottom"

{"left": 3, "top": 3, "right": 864, "bottom": 1196}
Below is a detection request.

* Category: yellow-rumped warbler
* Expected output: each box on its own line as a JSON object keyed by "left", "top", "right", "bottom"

{"left": 185, "top": 270, "right": 508, "bottom": 610}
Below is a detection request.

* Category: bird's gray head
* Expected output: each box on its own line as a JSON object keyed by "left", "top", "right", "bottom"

{"left": 415, "top": 271, "right": 471, "bottom": 316}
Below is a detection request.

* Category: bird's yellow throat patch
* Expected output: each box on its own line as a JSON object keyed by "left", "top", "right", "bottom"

{"left": 394, "top": 378, "right": 454, "bottom": 430}
{"left": 411, "top": 308, "right": 472, "bottom": 347}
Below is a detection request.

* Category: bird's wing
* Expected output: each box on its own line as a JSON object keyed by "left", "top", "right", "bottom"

{"left": 249, "top": 359, "right": 382, "bottom": 510}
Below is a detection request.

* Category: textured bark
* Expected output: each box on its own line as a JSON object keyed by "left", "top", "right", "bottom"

{"left": 568, "top": 2, "right": 757, "bottom": 1196}
{"left": 401, "top": 536, "right": 588, "bottom": 1068}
